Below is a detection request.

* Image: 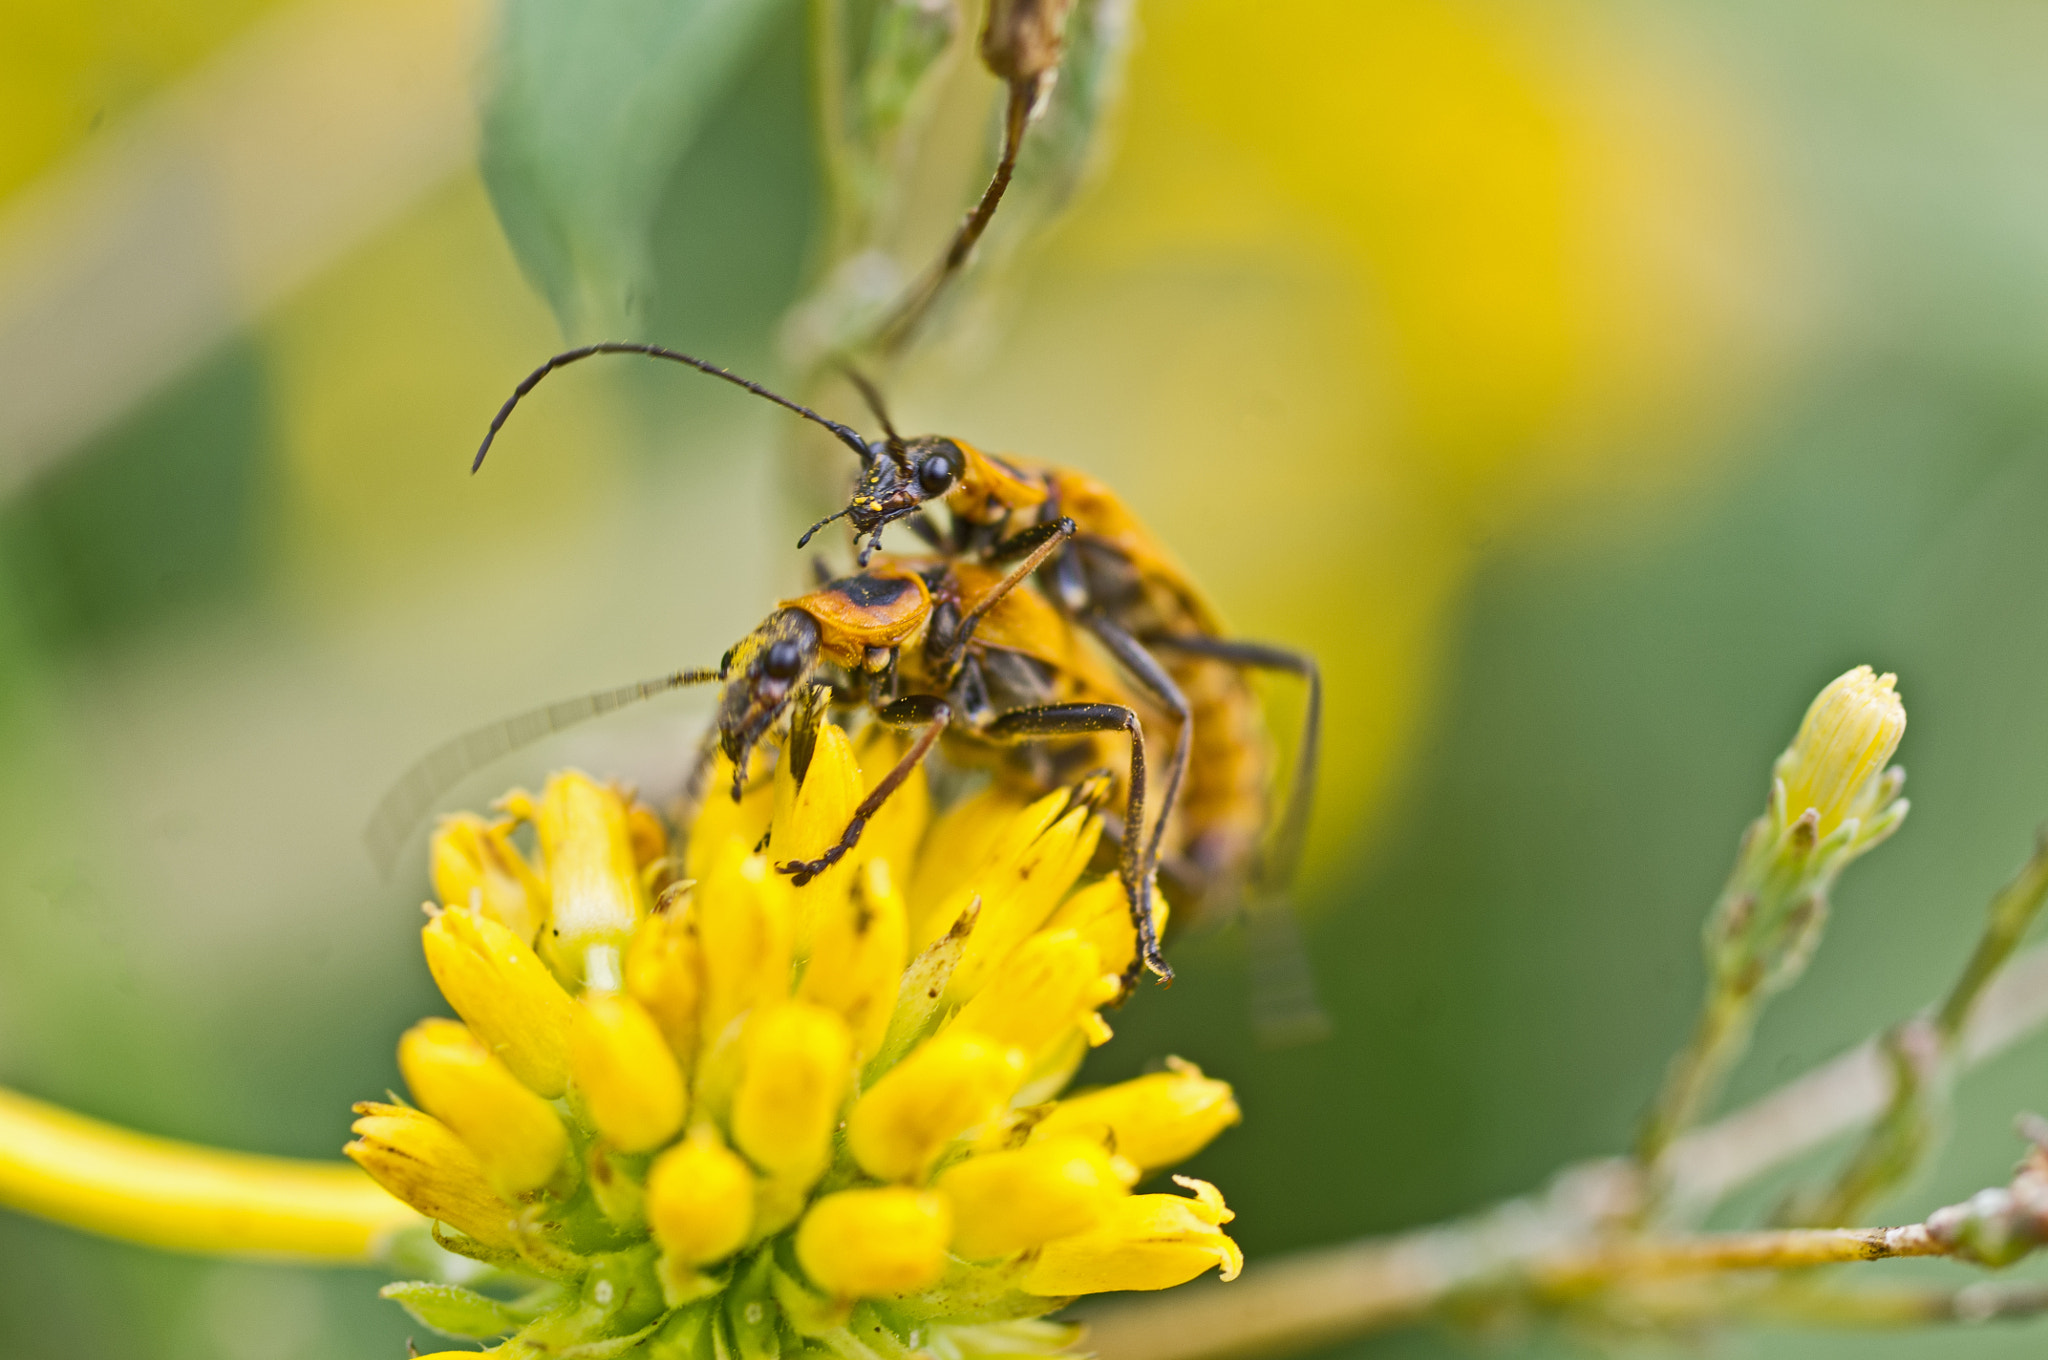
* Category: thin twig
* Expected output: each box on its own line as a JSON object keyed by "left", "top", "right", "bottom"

{"left": 1079, "top": 937, "right": 2048, "bottom": 1360}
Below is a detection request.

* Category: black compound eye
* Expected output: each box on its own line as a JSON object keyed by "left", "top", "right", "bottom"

{"left": 917, "top": 452, "right": 957, "bottom": 497}
{"left": 762, "top": 639, "right": 803, "bottom": 680}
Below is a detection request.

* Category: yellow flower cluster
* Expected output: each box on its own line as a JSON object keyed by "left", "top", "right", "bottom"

{"left": 348, "top": 721, "right": 1242, "bottom": 1357}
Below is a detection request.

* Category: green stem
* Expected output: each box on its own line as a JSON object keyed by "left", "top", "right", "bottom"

{"left": 1636, "top": 980, "right": 1756, "bottom": 1173}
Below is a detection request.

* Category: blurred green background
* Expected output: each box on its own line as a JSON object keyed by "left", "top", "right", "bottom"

{"left": 5, "top": 1, "right": 2048, "bottom": 1356}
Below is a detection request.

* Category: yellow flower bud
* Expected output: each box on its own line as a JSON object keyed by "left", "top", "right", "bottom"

{"left": 731, "top": 1003, "right": 852, "bottom": 1186}
{"left": 937, "top": 1136, "right": 1135, "bottom": 1260}
{"left": 505, "top": 773, "right": 650, "bottom": 988}
{"left": 798, "top": 858, "right": 909, "bottom": 1059}
{"left": 1020, "top": 1177, "right": 1241, "bottom": 1295}
{"left": 942, "top": 789, "right": 1105, "bottom": 1000}
{"left": 345, "top": 1102, "right": 519, "bottom": 1250}
{"left": 695, "top": 840, "right": 794, "bottom": 1049}
{"left": 796, "top": 1187, "right": 952, "bottom": 1298}
{"left": 848, "top": 1030, "right": 1026, "bottom": 1182}
{"left": 1774, "top": 665, "right": 1907, "bottom": 838}
{"left": 420, "top": 906, "right": 576, "bottom": 1098}
{"left": 1044, "top": 878, "right": 1171, "bottom": 979}
{"left": 430, "top": 814, "right": 546, "bottom": 945}
{"left": 1031, "top": 1059, "right": 1240, "bottom": 1173}
{"left": 646, "top": 1127, "right": 754, "bottom": 1268}
{"left": 626, "top": 900, "right": 701, "bottom": 1069}
{"left": 570, "top": 993, "right": 687, "bottom": 1152}
{"left": 948, "top": 930, "right": 1119, "bottom": 1061}
{"left": 397, "top": 1018, "right": 567, "bottom": 1195}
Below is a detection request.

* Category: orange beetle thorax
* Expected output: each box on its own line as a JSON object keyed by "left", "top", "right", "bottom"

{"left": 781, "top": 566, "right": 932, "bottom": 668}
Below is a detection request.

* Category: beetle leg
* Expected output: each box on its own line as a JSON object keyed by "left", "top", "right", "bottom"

{"left": 1077, "top": 614, "right": 1192, "bottom": 929}
{"left": 978, "top": 701, "right": 1168, "bottom": 985}
{"left": 775, "top": 696, "right": 950, "bottom": 886}
{"left": 932, "top": 517, "right": 1077, "bottom": 680}
{"left": 1142, "top": 636, "right": 1322, "bottom": 895}
{"left": 1144, "top": 635, "right": 1328, "bottom": 1045}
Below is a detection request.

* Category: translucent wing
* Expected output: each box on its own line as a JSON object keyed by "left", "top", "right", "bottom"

{"left": 364, "top": 667, "right": 719, "bottom": 878}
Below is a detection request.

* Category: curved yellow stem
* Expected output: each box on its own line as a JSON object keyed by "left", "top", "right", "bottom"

{"left": 0, "top": 1085, "right": 419, "bottom": 1262}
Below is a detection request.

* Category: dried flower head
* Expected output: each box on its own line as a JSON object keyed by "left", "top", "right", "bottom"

{"left": 351, "top": 723, "right": 1241, "bottom": 1355}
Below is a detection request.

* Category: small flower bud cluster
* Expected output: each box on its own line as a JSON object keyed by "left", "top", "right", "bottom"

{"left": 349, "top": 734, "right": 1242, "bottom": 1357}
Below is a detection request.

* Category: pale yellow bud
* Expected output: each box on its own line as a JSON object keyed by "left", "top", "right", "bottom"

{"left": 430, "top": 814, "right": 546, "bottom": 945}
{"left": 1020, "top": 1177, "right": 1241, "bottom": 1295}
{"left": 397, "top": 1018, "right": 567, "bottom": 1195}
{"left": 1044, "top": 878, "right": 1170, "bottom": 979}
{"left": 948, "top": 930, "right": 1118, "bottom": 1060}
{"left": 798, "top": 858, "right": 909, "bottom": 1059}
{"left": 937, "top": 1136, "right": 1135, "bottom": 1260}
{"left": 796, "top": 1187, "right": 952, "bottom": 1298}
{"left": 941, "top": 789, "right": 1105, "bottom": 999}
{"left": 731, "top": 1003, "right": 852, "bottom": 1186}
{"left": 505, "top": 773, "right": 649, "bottom": 987}
{"left": 1774, "top": 666, "right": 1906, "bottom": 838}
{"left": 345, "top": 1102, "right": 519, "bottom": 1250}
{"left": 848, "top": 1030, "right": 1026, "bottom": 1182}
{"left": 571, "top": 993, "right": 688, "bottom": 1152}
{"left": 420, "top": 906, "right": 576, "bottom": 1098}
{"left": 1031, "top": 1060, "right": 1240, "bottom": 1173}
{"left": 646, "top": 1126, "right": 754, "bottom": 1268}
{"left": 625, "top": 902, "right": 702, "bottom": 1070}
{"left": 695, "top": 840, "right": 794, "bottom": 1049}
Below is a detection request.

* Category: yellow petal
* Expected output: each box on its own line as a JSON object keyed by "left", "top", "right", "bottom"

{"left": 848, "top": 1030, "right": 1025, "bottom": 1182}
{"left": 695, "top": 841, "right": 794, "bottom": 1053}
{"left": 646, "top": 1126, "right": 754, "bottom": 1268}
{"left": 1030, "top": 1059, "right": 1240, "bottom": 1173}
{"left": 905, "top": 784, "right": 1033, "bottom": 945}
{"left": 570, "top": 993, "right": 688, "bottom": 1153}
{"left": 420, "top": 906, "right": 576, "bottom": 1098}
{"left": 429, "top": 813, "right": 546, "bottom": 945}
{"left": 937, "top": 1136, "right": 1135, "bottom": 1260}
{"left": 1019, "top": 1178, "right": 1241, "bottom": 1295}
{"left": 942, "top": 789, "right": 1105, "bottom": 1000}
{"left": 850, "top": 723, "right": 932, "bottom": 880}
{"left": 947, "top": 930, "right": 1119, "bottom": 1062}
{"left": 798, "top": 857, "right": 910, "bottom": 1060}
{"left": 625, "top": 900, "right": 702, "bottom": 1075}
{"left": 796, "top": 1187, "right": 952, "bottom": 1298}
{"left": 731, "top": 1003, "right": 852, "bottom": 1187}
{"left": 509, "top": 772, "right": 650, "bottom": 987}
{"left": 684, "top": 750, "right": 776, "bottom": 883}
{"left": 344, "top": 1102, "right": 519, "bottom": 1251}
{"left": 1044, "top": 877, "right": 1171, "bottom": 979}
{"left": 397, "top": 1018, "right": 566, "bottom": 1195}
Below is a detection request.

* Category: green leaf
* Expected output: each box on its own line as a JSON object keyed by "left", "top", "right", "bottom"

{"left": 380, "top": 1279, "right": 522, "bottom": 1339}
{"left": 479, "top": 0, "right": 798, "bottom": 339}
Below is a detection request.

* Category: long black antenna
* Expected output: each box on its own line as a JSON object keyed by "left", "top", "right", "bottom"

{"left": 472, "top": 343, "right": 873, "bottom": 473}
{"left": 841, "top": 365, "right": 907, "bottom": 459}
